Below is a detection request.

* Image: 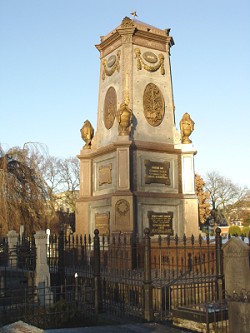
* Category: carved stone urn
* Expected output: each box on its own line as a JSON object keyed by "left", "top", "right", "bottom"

{"left": 80, "top": 120, "right": 94, "bottom": 149}
{"left": 116, "top": 102, "right": 133, "bottom": 136}
{"left": 179, "top": 112, "right": 194, "bottom": 144}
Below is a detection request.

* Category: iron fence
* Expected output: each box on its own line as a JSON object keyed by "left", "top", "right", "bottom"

{"left": 0, "top": 228, "right": 233, "bottom": 332}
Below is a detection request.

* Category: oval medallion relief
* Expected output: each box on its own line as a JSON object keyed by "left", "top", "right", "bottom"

{"left": 143, "top": 83, "right": 165, "bottom": 127}
{"left": 107, "top": 55, "right": 116, "bottom": 68}
{"left": 104, "top": 87, "right": 117, "bottom": 130}
{"left": 143, "top": 51, "right": 158, "bottom": 64}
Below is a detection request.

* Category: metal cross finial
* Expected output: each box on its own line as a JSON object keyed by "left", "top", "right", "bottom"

{"left": 130, "top": 11, "right": 137, "bottom": 19}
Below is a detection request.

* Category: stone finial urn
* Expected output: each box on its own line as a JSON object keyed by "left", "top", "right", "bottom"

{"left": 80, "top": 120, "right": 94, "bottom": 149}
{"left": 116, "top": 102, "right": 133, "bottom": 136}
{"left": 179, "top": 112, "right": 194, "bottom": 144}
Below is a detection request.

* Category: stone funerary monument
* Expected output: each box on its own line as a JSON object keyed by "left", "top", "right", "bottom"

{"left": 76, "top": 17, "right": 199, "bottom": 238}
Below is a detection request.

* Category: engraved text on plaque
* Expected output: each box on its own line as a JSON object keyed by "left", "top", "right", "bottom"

{"left": 148, "top": 211, "right": 174, "bottom": 235}
{"left": 145, "top": 160, "right": 170, "bottom": 185}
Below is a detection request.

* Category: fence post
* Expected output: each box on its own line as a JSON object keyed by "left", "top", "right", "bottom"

{"left": 58, "top": 227, "right": 65, "bottom": 290}
{"left": 94, "top": 229, "right": 102, "bottom": 314}
{"left": 215, "top": 227, "right": 224, "bottom": 303}
{"left": 144, "top": 228, "right": 153, "bottom": 321}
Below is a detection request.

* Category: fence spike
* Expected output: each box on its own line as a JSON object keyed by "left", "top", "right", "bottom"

{"left": 175, "top": 234, "right": 178, "bottom": 245}
{"left": 183, "top": 234, "right": 186, "bottom": 245}
{"left": 206, "top": 233, "right": 210, "bottom": 245}
{"left": 191, "top": 234, "right": 194, "bottom": 245}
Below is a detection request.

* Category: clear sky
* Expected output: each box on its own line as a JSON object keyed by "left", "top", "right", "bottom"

{"left": 1, "top": 0, "right": 249, "bottom": 188}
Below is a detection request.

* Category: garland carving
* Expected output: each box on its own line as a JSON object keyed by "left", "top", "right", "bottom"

{"left": 134, "top": 48, "right": 165, "bottom": 75}
{"left": 102, "top": 50, "right": 121, "bottom": 80}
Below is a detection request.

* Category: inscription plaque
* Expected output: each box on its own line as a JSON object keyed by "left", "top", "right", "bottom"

{"left": 99, "top": 163, "right": 112, "bottom": 186}
{"left": 145, "top": 160, "right": 170, "bottom": 185}
{"left": 95, "top": 212, "right": 110, "bottom": 236}
{"left": 148, "top": 211, "right": 174, "bottom": 235}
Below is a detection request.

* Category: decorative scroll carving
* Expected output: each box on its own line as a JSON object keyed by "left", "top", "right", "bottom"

{"left": 179, "top": 112, "right": 195, "bottom": 144}
{"left": 104, "top": 87, "right": 117, "bottom": 129}
{"left": 99, "top": 163, "right": 112, "bottom": 186}
{"left": 143, "top": 83, "right": 165, "bottom": 127}
{"left": 95, "top": 212, "right": 110, "bottom": 236}
{"left": 116, "top": 102, "right": 133, "bottom": 136}
{"left": 80, "top": 120, "right": 94, "bottom": 149}
{"left": 134, "top": 48, "right": 165, "bottom": 75}
{"left": 102, "top": 50, "right": 121, "bottom": 80}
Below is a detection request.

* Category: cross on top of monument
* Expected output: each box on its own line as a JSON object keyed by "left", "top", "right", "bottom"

{"left": 130, "top": 11, "right": 137, "bottom": 19}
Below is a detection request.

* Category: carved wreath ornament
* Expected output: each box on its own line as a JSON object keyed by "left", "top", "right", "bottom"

{"left": 134, "top": 48, "right": 165, "bottom": 75}
{"left": 116, "top": 199, "right": 129, "bottom": 216}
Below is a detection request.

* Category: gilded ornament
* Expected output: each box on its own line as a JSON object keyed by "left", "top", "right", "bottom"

{"left": 121, "top": 17, "right": 134, "bottom": 28}
{"left": 116, "top": 199, "right": 129, "bottom": 216}
{"left": 104, "top": 87, "right": 117, "bottom": 129}
{"left": 179, "top": 113, "right": 195, "bottom": 144}
{"left": 143, "top": 83, "right": 165, "bottom": 127}
{"left": 134, "top": 48, "right": 165, "bottom": 75}
{"left": 80, "top": 120, "right": 94, "bottom": 149}
{"left": 102, "top": 50, "right": 121, "bottom": 80}
{"left": 116, "top": 102, "right": 133, "bottom": 136}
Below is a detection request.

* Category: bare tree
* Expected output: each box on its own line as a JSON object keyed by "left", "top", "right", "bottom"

{"left": 204, "top": 171, "right": 249, "bottom": 224}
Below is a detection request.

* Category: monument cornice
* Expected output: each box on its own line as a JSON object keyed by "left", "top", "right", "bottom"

{"left": 133, "top": 30, "right": 174, "bottom": 52}
{"left": 96, "top": 31, "right": 122, "bottom": 58}
{"left": 96, "top": 27, "right": 174, "bottom": 58}
{"left": 76, "top": 191, "right": 133, "bottom": 203}
{"left": 78, "top": 139, "right": 182, "bottom": 159}
{"left": 135, "top": 191, "right": 184, "bottom": 199}
{"left": 78, "top": 140, "right": 132, "bottom": 160}
{"left": 132, "top": 140, "right": 181, "bottom": 154}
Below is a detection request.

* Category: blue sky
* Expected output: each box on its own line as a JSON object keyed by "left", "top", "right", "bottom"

{"left": 0, "top": 0, "right": 249, "bottom": 188}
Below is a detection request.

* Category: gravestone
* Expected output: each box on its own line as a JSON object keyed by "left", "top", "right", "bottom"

{"left": 223, "top": 237, "right": 250, "bottom": 333}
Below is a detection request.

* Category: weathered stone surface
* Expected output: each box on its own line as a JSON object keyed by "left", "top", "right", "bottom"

{"left": 0, "top": 321, "right": 44, "bottom": 333}
{"left": 229, "top": 302, "right": 250, "bottom": 333}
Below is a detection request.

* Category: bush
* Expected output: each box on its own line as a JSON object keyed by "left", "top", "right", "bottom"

{"left": 241, "top": 226, "right": 250, "bottom": 237}
{"left": 228, "top": 226, "right": 241, "bottom": 236}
